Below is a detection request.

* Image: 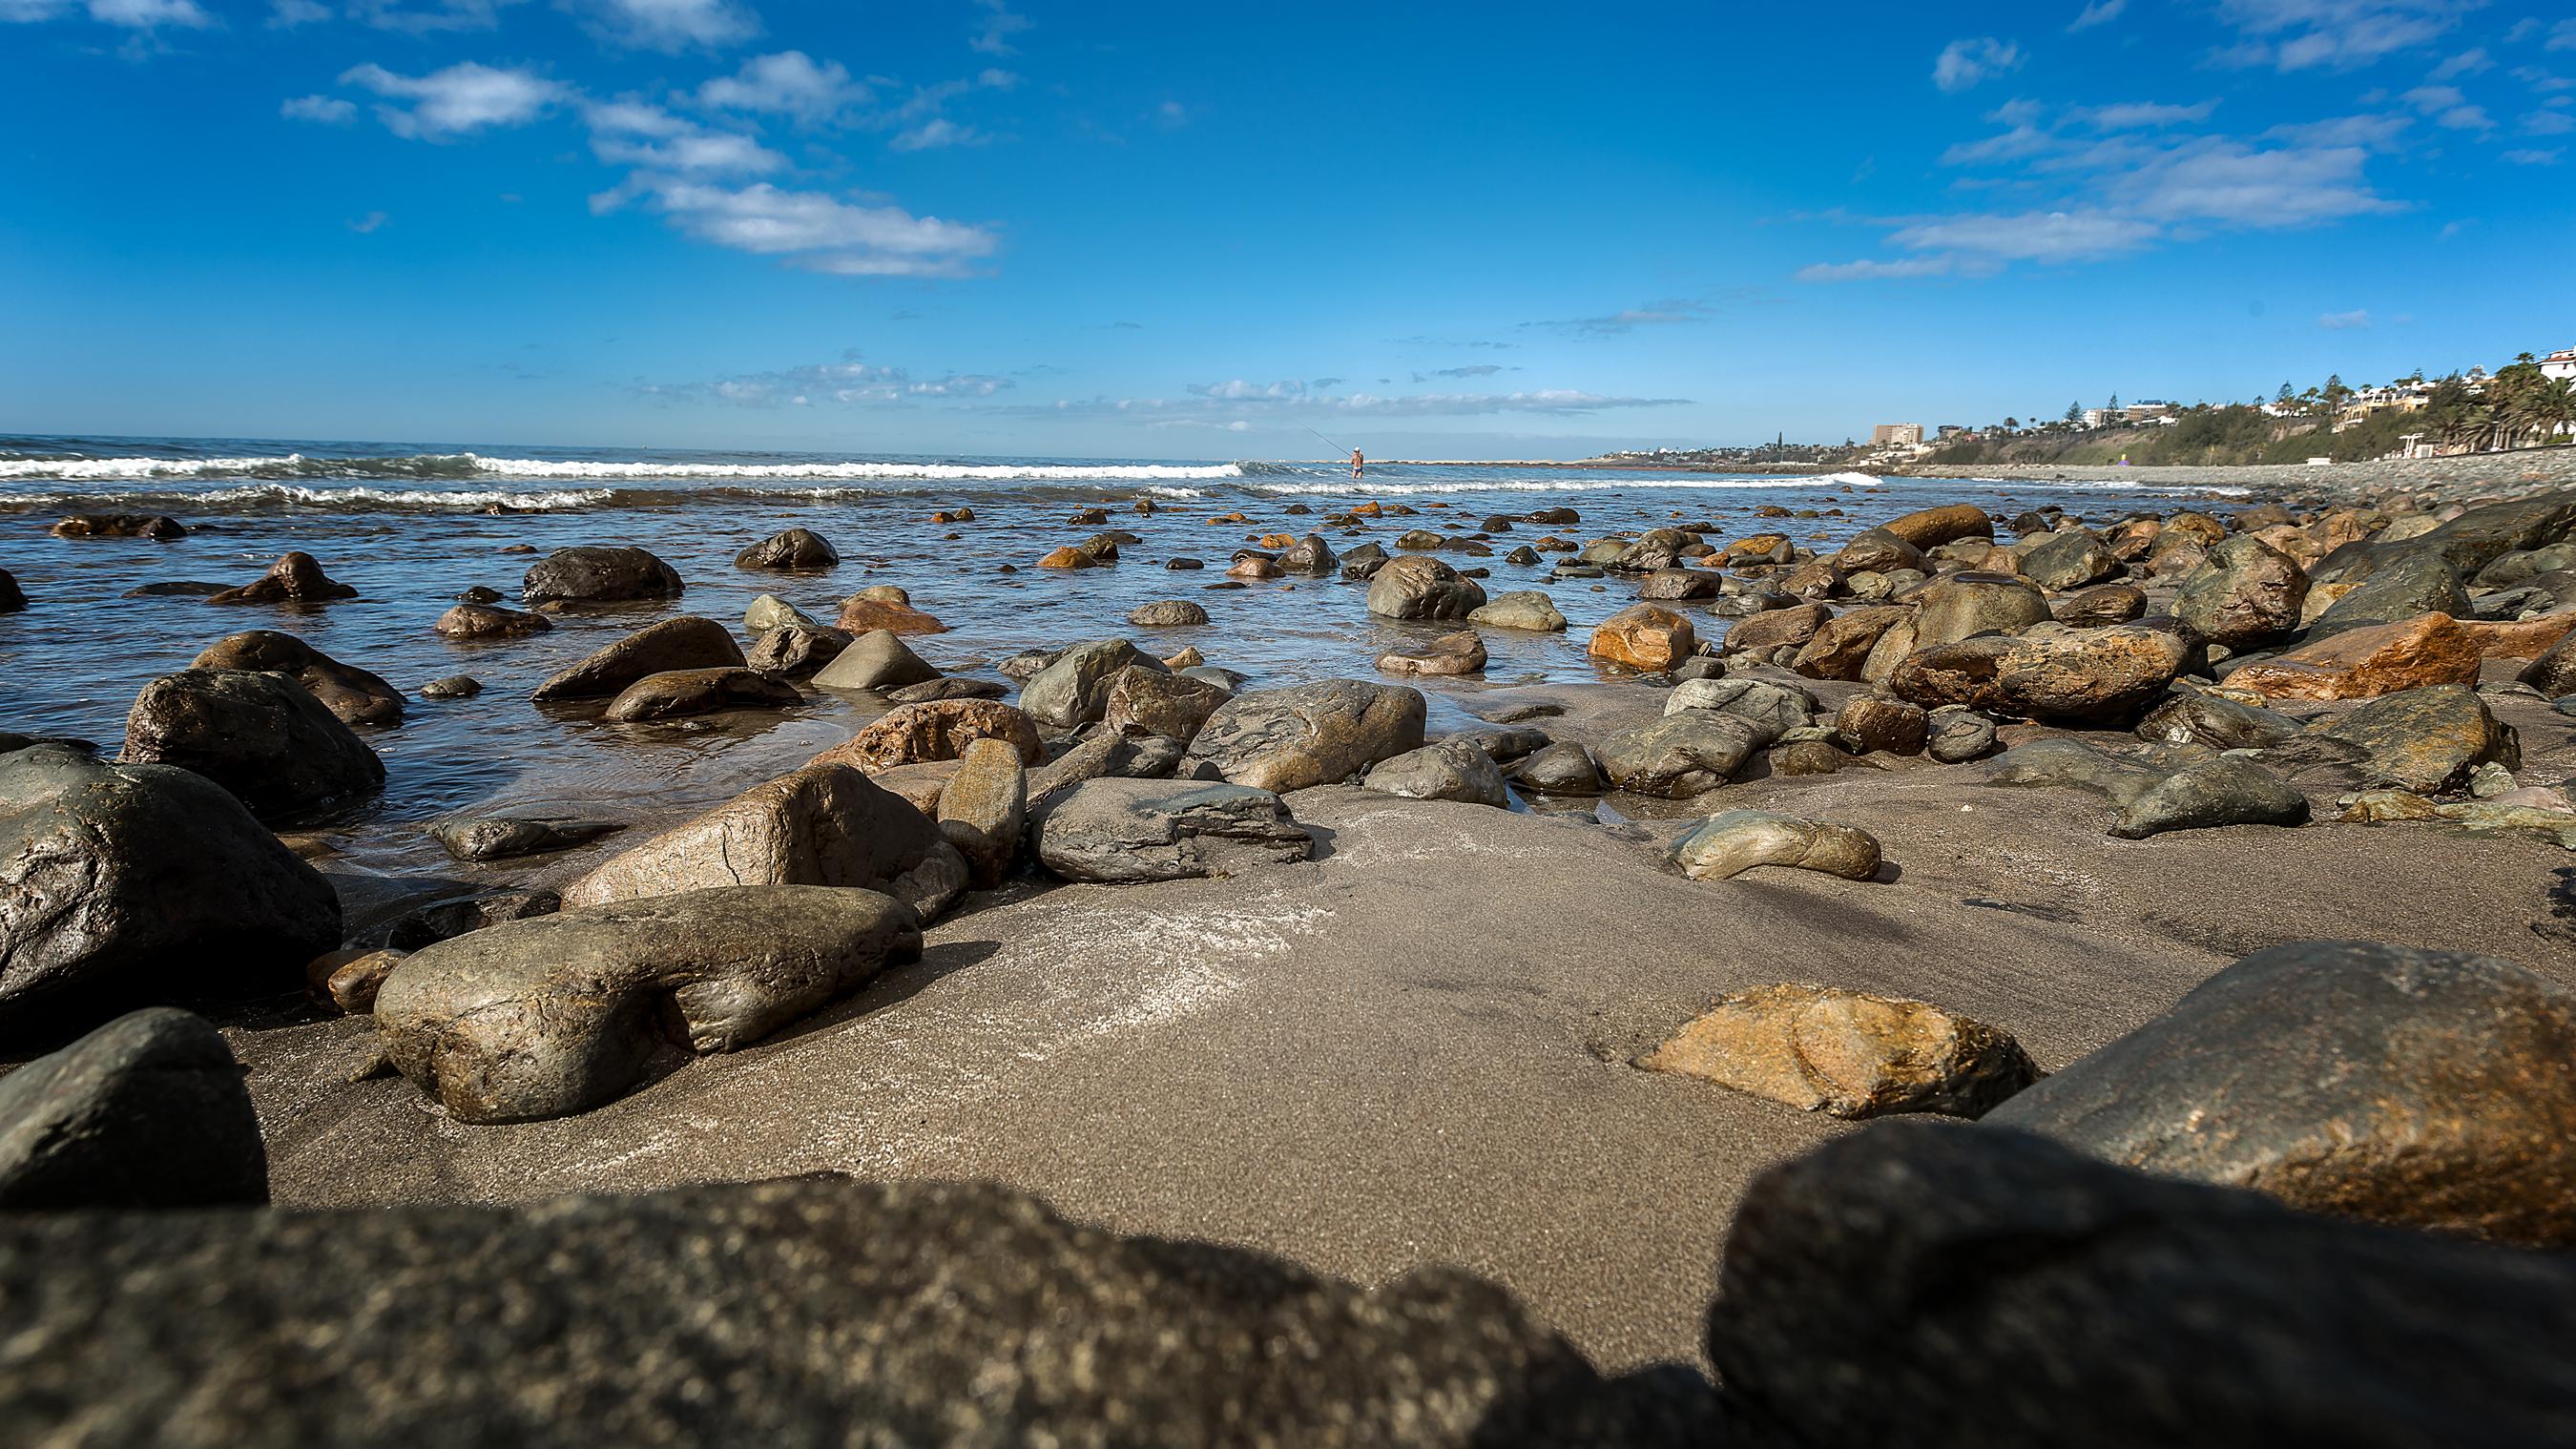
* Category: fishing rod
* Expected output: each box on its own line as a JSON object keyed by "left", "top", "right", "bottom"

{"left": 1297, "top": 422, "right": 1353, "bottom": 458}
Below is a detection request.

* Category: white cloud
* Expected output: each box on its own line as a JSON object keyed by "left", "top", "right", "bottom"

{"left": 698, "top": 50, "right": 865, "bottom": 124}
{"left": 281, "top": 93, "right": 358, "bottom": 124}
{"left": 968, "top": 0, "right": 1027, "bottom": 55}
{"left": 2077, "top": 100, "right": 2218, "bottom": 129}
{"left": 2317, "top": 308, "right": 2371, "bottom": 328}
{"left": 2067, "top": 0, "right": 2126, "bottom": 32}
{"left": 2214, "top": 0, "right": 2470, "bottom": 72}
{"left": 1892, "top": 209, "right": 2159, "bottom": 261}
{"left": 2429, "top": 48, "right": 2490, "bottom": 80}
{"left": 266, "top": 0, "right": 329, "bottom": 24}
{"left": 1053, "top": 388, "right": 1689, "bottom": 420}
{"left": 346, "top": 0, "right": 521, "bottom": 32}
{"left": 644, "top": 357, "right": 1014, "bottom": 407}
{"left": 1934, "top": 37, "right": 2024, "bottom": 93}
{"left": 341, "top": 61, "right": 565, "bottom": 139}
{"left": 2550, "top": 19, "right": 2576, "bottom": 52}
{"left": 2264, "top": 113, "right": 2413, "bottom": 149}
{"left": 347, "top": 210, "right": 388, "bottom": 233}
{"left": 2503, "top": 148, "right": 2564, "bottom": 164}
{"left": 2524, "top": 109, "right": 2576, "bottom": 135}
{"left": 586, "top": 98, "right": 786, "bottom": 174}
{"left": 890, "top": 117, "right": 987, "bottom": 151}
{"left": 10, "top": 0, "right": 218, "bottom": 26}
{"left": 2404, "top": 84, "right": 2492, "bottom": 130}
{"left": 1796, "top": 256, "right": 1963, "bottom": 281}
{"left": 2115, "top": 139, "right": 2400, "bottom": 227}
{"left": 1523, "top": 299, "right": 1712, "bottom": 335}
{"left": 626, "top": 179, "right": 999, "bottom": 278}
{"left": 574, "top": 0, "right": 758, "bottom": 51}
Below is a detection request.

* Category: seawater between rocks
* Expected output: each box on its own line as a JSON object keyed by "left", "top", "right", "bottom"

{"left": 0, "top": 436, "right": 2249, "bottom": 882}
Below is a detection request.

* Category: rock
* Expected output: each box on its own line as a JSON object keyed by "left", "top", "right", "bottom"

{"left": 1664, "top": 677, "right": 1818, "bottom": 743}
{"left": 1038, "top": 546, "right": 1100, "bottom": 569}
{"left": 1879, "top": 502, "right": 1993, "bottom": 549}
{"left": 602, "top": 667, "right": 801, "bottom": 722}
{"left": 746, "top": 623, "right": 853, "bottom": 678}
{"left": 1128, "top": 600, "right": 1210, "bottom": 627}
{"left": 1889, "top": 623, "right": 2192, "bottom": 721}
{"left": 191, "top": 630, "right": 403, "bottom": 727}
{"left": 376, "top": 886, "right": 921, "bottom": 1123}
{"left": 2523, "top": 630, "right": 2576, "bottom": 695}
{"left": 369, "top": 889, "right": 561, "bottom": 953}
{"left": 1836, "top": 696, "right": 1927, "bottom": 756}
{"left": 1339, "top": 543, "right": 1390, "bottom": 580}
{"left": 2109, "top": 756, "right": 2312, "bottom": 838}
{"left": 1638, "top": 569, "right": 1723, "bottom": 602}
{"left": 2459, "top": 613, "right": 2576, "bottom": 658}
{"left": 835, "top": 593, "right": 948, "bottom": 635}
{"left": 2308, "top": 549, "right": 2471, "bottom": 634}
{"left": 432, "top": 602, "right": 551, "bottom": 640}
{"left": 1923, "top": 706, "right": 1998, "bottom": 763}
{"left": 2135, "top": 690, "right": 2306, "bottom": 749}
{"left": 734, "top": 528, "right": 838, "bottom": 570}
{"left": 0, "top": 746, "right": 341, "bottom": 1034}
{"left": 1023, "top": 638, "right": 1159, "bottom": 729}
{"left": 1589, "top": 604, "right": 1698, "bottom": 672}
{"left": 1377, "top": 630, "right": 1487, "bottom": 676}
{"left": 1718, "top": 601, "right": 1829, "bottom": 653}
{"left": 812, "top": 699, "right": 1044, "bottom": 773}
{"left": 1024, "top": 733, "right": 1145, "bottom": 814}
{"left": 1703, "top": 1123, "right": 2576, "bottom": 1448}
{"left": 1507, "top": 741, "right": 1603, "bottom": 795}
{"left": 2227, "top": 612, "right": 2482, "bottom": 702}
{"left": 811, "top": 630, "right": 939, "bottom": 692}
{"left": 0, "top": 1008, "right": 266, "bottom": 1208}
{"left": 1595, "top": 713, "right": 1763, "bottom": 797}
{"left": 2175, "top": 535, "right": 2310, "bottom": 647}
{"left": 886, "top": 677, "right": 1008, "bottom": 703}
{"left": 1668, "top": 810, "right": 1882, "bottom": 881}
{"left": 1789, "top": 606, "right": 1905, "bottom": 681}
{"left": 1832, "top": 528, "right": 1922, "bottom": 574}
{"left": 1642, "top": 983, "right": 2029, "bottom": 1119}
{"left": 420, "top": 675, "right": 479, "bottom": 699}
{"left": 2310, "top": 683, "right": 2515, "bottom": 794}
{"left": 742, "top": 593, "right": 818, "bottom": 632}
{"left": 1102, "top": 668, "right": 1232, "bottom": 742}
{"left": 522, "top": 546, "right": 683, "bottom": 605}
{"left": 119, "top": 670, "right": 384, "bottom": 820}
{"left": 561, "top": 764, "right": 967, "bottom": 924}
{"left": 0, "top": 569, "right": 21, "bottom": 611}
{"left": 52, "top": 513, "right": 184, "bottom": 540}
{"left": 2021, "top": 529, "right": 2118, "bottom": 590}
{"left": 322, "top": 949, "right": 403, "bottom": 1014}
{"left": 1912, "top": 572, "right": 2050, "bottom": 648}
{"left": 531, "top": 616, "right": 745, "bottom": 702}
{"left": 204, "top": 551, "right": 358, "bottom": 605}
{"left": 2053, "top": 583, "right": 2147, "bottom": 627}
{"left": 1468, "top": 590, "right": 1568, "bottom": 631}
{"left": 1185, "top": 680, "right": 1427, "bottom": 792}
{"left": 428, "top": 815, "right": 623, "bottom": 862}
{"left": 1989, "top": 940, "right": 2576, "bottom": 1246}
{"left": 938, "top": 738, "right": 1027, "bottom": 888}
{"left": 1364, "top": 554, "right": 1486, "bottom": 620}
{"left": 1278, "top": 534, "right": 1339, "bottom": 575}
{"left": 1034, "top": 779, "right": 1311, "bottom": 883}
{"left": 870, "top": 758, "right": 960, "bottom": 818}
{"left": 1363, "top": 741, "right": 1508, "bottom": 807}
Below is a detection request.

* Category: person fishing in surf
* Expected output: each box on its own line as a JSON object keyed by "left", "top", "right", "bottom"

{"left": 1350, "top": 448, "right": 1364, "bottom": 479}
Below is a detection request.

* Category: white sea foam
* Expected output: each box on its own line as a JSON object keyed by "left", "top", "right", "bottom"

{"left": 1249, "top": 476, "right": 1842, "bottom": 496}
{"left": 464, "top": 456, "right": 1244, "bottom": 483}
{"left": 0, "top": 483, "right": 613, "bottom": 510}
{"left": 0, "top": 454, "right": 329, "bottom": 480}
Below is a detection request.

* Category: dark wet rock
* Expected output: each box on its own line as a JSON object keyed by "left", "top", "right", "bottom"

{"left": 1637, "top": 569, "right": 1722, "bottom": 602}
{"left": 428, "top": 815, "right": 624, "bottom": 862}
{"left": 1278, "top": 534, "right": 1339, "bottom": 575}
{"left": 1503, "top": 545, "right": 1541, "bottom": 566}
{"left": 205, "top": 551, "right": 358, "bottom": 605}
{"left": 1668, "top": 810, "right": 1882, "bottom": 882}
{"left": 0, "top": 1008, "right": 266, "bottom": 1208}
{"left": 433, "top": 601, "right": 552, "bottom": 640}
{"left": 1377, "top": 630, "right": 1487, "bottom": 677}
{"left": 1023, "top": 638, "right": 1160, "bottom": 729}
{"left": 1836, "top": 696, "right": 1927, "bottom": 756}
{"left": 1164, "top": 556, "right": 1205, "bottom": 570}
{"left": 0, "top": 569, "right": 21, "bottom": 611}
{"left": 191, "top": 630, "right": 404, "bottom": 727}
{"left": 1365, "top": 555, "right": 1485, "bottom": 621}
{"left": 1643, "top": 983, "right": 2029, "bottom": 1118}
{"left": 2310, "top": 682, "right": 2516, "bottom": 794}
{"left": 1663, "top": 676, "right": 1818, "bottom": 744}
{"left": 603, "top": 667, "right": 802, "bottom": 722}
{"left": 2022, "top": 528, "right": 2119, "bottom": 591}
{"left": 119, "top": 669, "right": 384, "bottom": 820}
{"left": 1912, "top": 571, "right": 2050, "bottom": 648}
{"left": 522, "top": 546, "right": 684, "bottom": 605}
{"left": 561, "top": 763, "right": 967, "bottom": 925}
{"left": 371, "top": 889, "right": 562, "bottom": 953}
{"left": 1889, "top": 623, "right": 2191, "bottom": 721}
{"left": 2174, "top": 535, "right": 2310, "bottom": 647}
{"left": 1831, "top": 528, "right": 1922, "bottom": 575}
{"left": 458, "top": 585, "right": 504, "bottom": 605}
{"left": 2517, "top": 629, "right": 2576, "bottom": 696}
{"left": 1705, "top": 1122, "right": 2576, "bottom": 1448}
{"left": 1923, "top": 706, "right": 1999, "bottom": 763}
{"left": 746, "top": 622, "right": 854, "bottom": 679}
{"left": 1989, "top": 940, "right": 2576, "bottom": 1246}
{"left": 0, "top": 745, "right": 340, "bottom": 1035}
{"left": 1185, "top": 680, "right": 1427, "bottom": 792}
{"left": 52, "top": 513, "right": 184, "bottom": 540}
{"left": 1596, "top": 713, "right": 1762, "bottom": 797}
{"left": 1034, "top": 778, "right": 1311, "bottom": 883}
{"left": 1789, "top": 605, "right": 1906, "bottom": 682}
{"left": 886, "top": 676, "right": 1008, "bottom": 703}
{"left": 2135, "top": 690, "right": 2306, "bottom": 750}
{"left": 733, "top": 528, "right": 839, "bottom": 570}
{"left": 1717, "top": 601, "right": 1829, "bottom": 654}
{"left": 2053, "top": 583, "right": 2147, "bottom": 627}
{"left": 1363, "top": 740, "right": 1509, "bottom": 807}
{"left": 1128, "top": 599, "right": 1211, "bottom": 627}
{"left": 815, "top": 700, "right": 1044, "bottom": 774}
{"left": 2309, "top": 549, "right": 2472, "bottom": 635}
{"left": 121, "top": 581, "right": 229, "bottom": 597}
{"left": 1102, "top": 667, "right": 1232, "bottom": 743}
{"left": 812, "top": 630, "right": 939, "bottom": 692}
{"left": 1508, "top": 741, "right": 1603, "bottom": 796}
{"left": 1988, "top": 738, "right": 2308, "bottom": 838}
{"left": 1339, "top": 542, "right": 1390, "bottom": 580}
{"left": 376, "top": 886, "right": 920, "bottom": 1123}
{"left": 1468, "top": 590, "right": 1567, "bottom": 631}
{"left": 532, "top": 616, "right": 745, "bottom": 702}
{"left": 419, "top": 675, "right": 480, "bottom": 699}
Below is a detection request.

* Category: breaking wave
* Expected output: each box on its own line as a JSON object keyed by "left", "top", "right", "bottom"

{"left": 0, "top": 452, "right": 1246, "bottom": 485}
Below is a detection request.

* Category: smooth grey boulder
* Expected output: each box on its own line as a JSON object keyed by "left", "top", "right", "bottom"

{"left": 190, "top": 630, "right": 403, "bottom": 727}
{"left": 1705, "top": 1124, "right": 2576, "bottom": 1448}
{"left": 1022, "top": 638, "right": 1159, "bottom": 729}
{"left": 0, "top": 746, "right": 341, "bottom": 1035}
{"left": 530, "top": 616, "right": 745, "bottom": 702}
{"left": 1911, "top": 571, "right": 2050, "bottom": 648}
{"left": 745, "top": 622, "right": 853, "bottom": 678}
{"left": 521, "top": 545, "right": 683, "bottom": 605}
{"left": 119, "top": 669, "right": 384, "bottom": 821}
{"left": 734, "top": 528, "right": 839, "bottom": 570}
{"left": 1468, "top": 590, "right": 1568, "bottom": 631}
{"left": 1185, "top": 680, "right": 1428, "bottom": 792}
{"left": 375, "top": 885, "right": 921, "bottom": 1123}
{"left": 2308, "top": 549, "right": 2471, "bottom": 635}
{"left": 1508, "top": 741, "right": 1604, "bottom": 796}
{"left": 1127, "top": 599, "right": 1211, "bottom": 627}
{"left": 1033, "top": 778, "right": 1311, "bottom": 883}
{"left": 1101, "top": 666, "right": 1231, "bottom": 743}
{"left": 1923, "top": 706, "right": 1999, "bottom": 763}
{"left": 2021, "top": 528, "right": 2118, "bottom": 590}
{"left": 1365, "top": 554, "right": 1486, "bottom": 621}
{"left": 937, "top": 737, "right": 1026, "bottom": 889}
{"left": 742, "top": 592, "right": 818, "bottom": 632}
{"left": 0, "top": 1007, "right": 267, "bottom": 1209}
{"left": 2174, "top": 535, "right": 2310, "bottom": 647}
{"left": 1594, "top": 712, "right": 1763, "bottom": 797}
{"left": 1662, "top": 676, "right": 1818, "bottom": 745}
{"left": 1988, "top": 939, "right": 2576, "bottom": 1246}
{"left": 1363, "top": 741, "right": 1508, "bottom": 807}
{"left": 2135, "top": 689, "right": 2306, "bottom": 750}
{"left": 600, "top": 667, "right": 801, "bottom": 722}
{"left": 2109, "top": 756, "right": 2311, "bottom": 838}
{"left": 2311, "top": 682, "right": 2516, "bottom": 794}
{"left": 812, "top": 629, "right": 940, "bottom": 692}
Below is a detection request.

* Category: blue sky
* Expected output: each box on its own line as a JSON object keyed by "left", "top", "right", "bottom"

{"left": 3, "top": 0, "right": 2572, "bottom": 459}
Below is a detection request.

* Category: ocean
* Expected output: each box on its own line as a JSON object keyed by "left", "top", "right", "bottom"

{"left": 0, "top": 434, "right": 2248, "bottom": 880}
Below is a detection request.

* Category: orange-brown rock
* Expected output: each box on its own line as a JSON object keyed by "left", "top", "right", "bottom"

{"left": 809, "top": 699, "right": 1043, "bottom": 773}
{"left": 835, "top": 596, "right": 948, "bottom": 635}
{"left": 1589, "top": 604, "right": 1698, "bottom": 672}
{"left": 1791, "top": 606, "right": 1909, "bottom": 682}
{"left": 1878, "top": 502, "right": 1993, "bottom": 549}
{"left": 1036, "top": 547, "right": 1097, "bottom": 569}
{"left": 1641, "top": 983, "right": 2035, "bottom": 1120}
{"left": 1719, "top": 601, "right": 1830, "bottom": 654}
{"left": 2227, "top": 612, "right": 2483, "bottom": 702}
{"left": 1256, "top": 532, "right": 1298, "bottom": 549}
{"left": 2459, "top": 613, "right": 2576, "bottom": 660}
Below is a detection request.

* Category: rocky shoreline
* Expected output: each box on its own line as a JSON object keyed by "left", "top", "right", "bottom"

{"left": 1886, "top": 445, "right": 2576, "bottom": 503}
{"left": 5, "top": 477, "right": 2576, "bottom": 1443}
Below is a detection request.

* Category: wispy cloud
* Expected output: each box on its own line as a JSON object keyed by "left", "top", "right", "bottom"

{"left": 968, "top": 0, "right": 1028, "bottom": 55}
{"left": 341, "top": 61, "right": 566, "bottom": 140}
{"left": 2067, "top": 0, "right": 2126, "bottom": 32}
{"left": 586, "top": 98, "right": 786, "bottom": 175}
{"left": 1522, "top": 299, "right": 1712, "bottom": 336}
{"left": 4, "top": 0, "right": 212, "bottom": 27}
{"left": 1796, "top": 256, "right": 1964, "bottom": 282}
{"left": 1419, "top": 364, "right": 1509, "bottom": 380}
{"left": 1934, "top": 36, "right": 2025, "bottom": 93}
{"left": 697, "top": 50, "right": 867, "bottom": 125}
{"left": 572, "top": 0, "right": 759, "bottom": 52}
{"left": 342, "top": 0, "right": 522, "bottom": 34}
{"left": 2402, "top": 83, "right": 2492, "bottom": 130}
{"left": 346, "top": 210, "right": 388, "bottom": 233}
{"left": 1042, "top": 387, "right": 1691, "bottom": 420}
{"left": 2503, "top": 147, "right": 2564, "bottom": 165}
{"left": 2213, "top": 0, "right": 2472, "bottom": 72}
{"left": 613, "top": 179, "right": 999, "bottom": 278}
{"left": 640, "top": 355, "right": 1013, "bottom": 406}
{"left": 891, "top": 117, "right": 987, "bottom": 150}
{"left": 281, "top": 93, "right": 358, "bottom": 124}
{"left": 2317, "top": 308, "right": 2371, "bottom": 328}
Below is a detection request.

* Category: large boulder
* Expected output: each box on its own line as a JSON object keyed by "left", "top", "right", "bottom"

{"left": 2307, "top": 549, "right": 2470, "bottom": 635}
{"left": 522, "top": 546, "right": 683, "bottom": 605}
{"left": 191, "top": 631, "right": 403, "bottom": 727}
{"left": 1988, "top": 940, "right": 2576, "bottom": 1246}
{"left": 745, "top": 622, "right": 852, "bottom": 678}
{"left": 601, "top": 667, "right": 801, "bottom": 722}
{"left": 1879, "top": 502, "right": 1993, "bottom": 549}
{"left": 2174, "top": 535, "right": 2310, "bottom": 647}
{"left": 1278, "top": 534, "right": 1339, "bottom": 576}
{"left": 1589, "top": 605, "right": 1698, "bottom": 673}
{"left": 936, "top": 738, "right": 1026, "bottom": 888}
{"left": 1102, "top": 667, "right": 1232, "bottom": 742}
{"left": 561, "top": 763, "right": 967, "bottom": 922}
{"left": 1717, "top": 601, "right": 1828, "bottom": 654}
{"left": 2022, "top": 528, "right": 2118, "bottom": 591}
{"left": 2309, "top": 683, "right": 2516, "bottom": 794}
{"left": 1377, "top": 630, "right": 1487, "bottom": 676}
{"left": 0, "top": 1007, "right": 266, "bottom": 1208}
{"left": 1468, "top": 590, "right": 1568, "bottom": 631}
{"left": 811, "top": 700, "right": 1043, "bottom": 773}
{"left": 1704, "top": 1124, "right": 2576, "bottom": 1448}
{"left": 1788, "top": 605, "right": 1905, "bottom": 681}
{"left": 432, "top": 602, "right": 551, "bottom": 640}
{"left": 1362, "top": 740, "right": 1509, "bottom": 807}
{"left": 1022, "top": 638, "right": 1158, "bottom": 729}
{"left": 733, "top": 528, "right": 838, "bottom": 570}
{"left": 1365, "top": 555, "right": 1485, "bottom": 621}
{"left": 1184, "top": 680, "right": 1427, "bottom": 791}
{"left": 120, "top": 670, "right": 384, "bottom": 820}
{"left": 2226, "top": 612, "right": 2482, "bottom": 702}
{"left": 811, "top": 630, "right": 940, "bottom": 692}
{"left": 1887, "top": 623, "right": 2191, "bottom": 721}
{"left": 530, "top": 616, "right": 745, "bottom": 702}
{"left": 375, "top": 886, "right": 921, "bottom": 1123}
{"left": 1594, "top": 713, "right": 1763, "bottom": 797}
{"left": 1033, "top": 779, "right": 1311, "bottom": 883}
{"left": 0, "top": 746, "right": 341, "bottom": 1034}
{"left": 1641, "top": 983, "right": 2031, "bottom": 1119}
{"left": 2523, "top": 630, "right": 2576, "bottom": 696}
{"left": 1986, "top": 738, "right": 2310, "bottom": 838}
{"left": 1664, "top": 676, "right": 1818, "bottom": 743}
{"left": 1911, "top": 572, "right": 2049, "bottom": 648}
{"left": 1668, "top": 811, "right": 1881, "bottom": 881}
{"left": 204, "top": 551, "right": 358, "bottom": 605}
